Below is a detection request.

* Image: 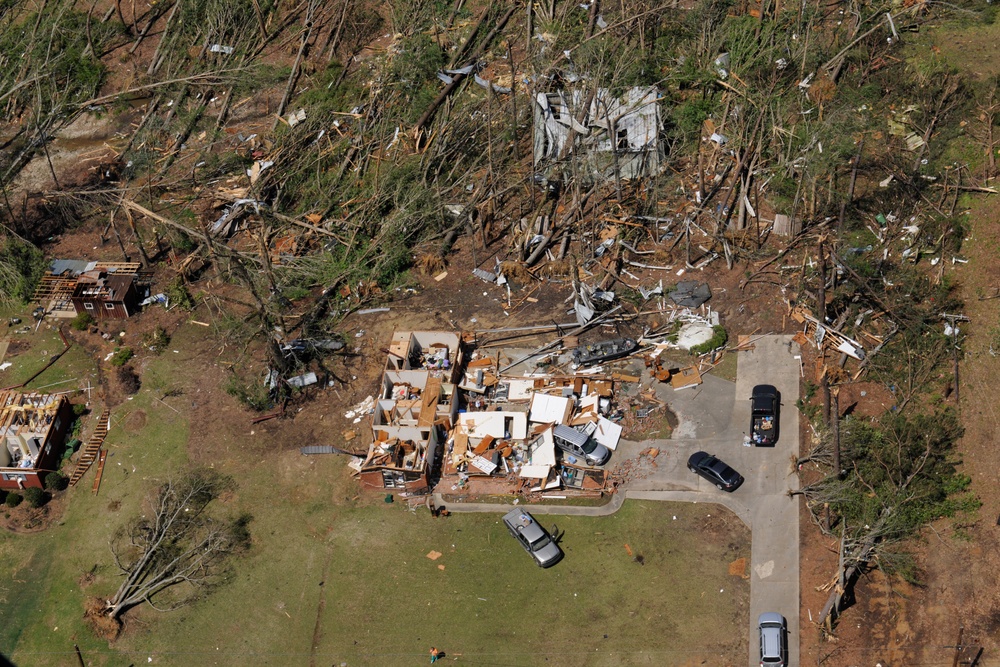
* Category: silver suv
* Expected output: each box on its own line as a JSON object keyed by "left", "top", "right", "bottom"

{"left": 758, "top": 612, "right": 787, "bottom": 667}
{"left": 502, "top": 509, "right": 564, "bottom": 568}
{"left": 552, "top": 424, "right": 611, "bottom": 467}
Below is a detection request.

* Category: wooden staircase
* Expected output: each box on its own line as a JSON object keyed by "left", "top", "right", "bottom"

{"left": 70, "top": 409, "right": 110, "bottom": 487}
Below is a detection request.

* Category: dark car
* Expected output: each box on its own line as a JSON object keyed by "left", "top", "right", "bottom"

{"left": 750, "top": 384, "right": 781, "bottom": 446}
{"left": 502, "top": 509, "right": 564, "bottom": 568}
{"left": 758, "top": 612, "right": 787, "bottom": 667}
{"left": 687, "top": 451, "right": 744, "bottom": 491}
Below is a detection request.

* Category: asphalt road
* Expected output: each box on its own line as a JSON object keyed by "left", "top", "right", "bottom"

{"left": 436, "top": 335, "right": 802, "bottom": 667}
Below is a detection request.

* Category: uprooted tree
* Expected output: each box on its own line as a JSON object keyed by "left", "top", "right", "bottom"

{"left": 795, "top": 407, "right": 977, "bottom": 632}
{"left": 99, "top": 469, "right": 250, "bottom": 626}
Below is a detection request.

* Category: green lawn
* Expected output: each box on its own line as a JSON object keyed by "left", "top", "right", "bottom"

{"left": 1, "top": 315, "right": 750, "bottom": 667}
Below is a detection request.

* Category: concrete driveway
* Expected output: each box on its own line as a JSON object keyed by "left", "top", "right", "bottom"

{"left": 436, "top": 335, "right": 801, "bottom": 666}
{"left": 627, "top": 335, "right": 801, "bottom": 667}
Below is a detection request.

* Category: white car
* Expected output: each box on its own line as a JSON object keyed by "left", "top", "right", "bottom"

{"left": 758, "top": 612, "right": 787, "bottom": 667}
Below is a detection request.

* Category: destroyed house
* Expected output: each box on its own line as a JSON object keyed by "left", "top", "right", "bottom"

{"left": 360, "top": 332, "right": 464, "bottom": 493}
{"left": 533, "top": 86, "right": 662, "bottom": 180}
{"left": 33, "top": 260, "right": 147, "bottom": 319}
{"left": 441, "top": 377, "right": 616, "bottom": 495}
{"left": 0, "top": 391, "right": 72, "bottom": 490}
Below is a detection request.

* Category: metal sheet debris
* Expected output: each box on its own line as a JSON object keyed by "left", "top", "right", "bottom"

{"left": 670, "top": 280, "right": 712, "bottom": 307}
{"left": 473, "top": 268, "right": 497, "bottom": 284}
{"left": 286, "top": 371, "right": 318, "bottom": 388}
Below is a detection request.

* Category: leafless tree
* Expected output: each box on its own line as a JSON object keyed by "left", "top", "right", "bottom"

{"left": 103, "top": 469, "right": 247, "bottom": 622}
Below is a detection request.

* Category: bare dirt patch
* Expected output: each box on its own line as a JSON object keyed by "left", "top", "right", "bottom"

{"left": 0, "top": 493, "right": 68, "bottom": 533}
{"left": 124, "top": 410, "right": 147, "bottom": 432}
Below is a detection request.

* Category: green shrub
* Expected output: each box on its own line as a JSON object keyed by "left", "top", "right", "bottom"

{"left": 44, "top": 471, "right": 69, "bottom": 492}
{"left": 689, "top": 325, "right": 728, "bottom": 355}
{"left": 283, "top": 286, "right": 312, "bottom": 301}
{"left": 5, "top": 492, "right": 23, "bottom": 508}
{"left": 71, "top": 311, "right": 94, "bottom": 330}
{"left": 167, "top": 278, "right": 195, "bottom": 310}
{"left": 142, "top": 326, "right": 170, "bottom": 353}
{"left": 225, "top": 374, "right": 273, "bottom": 412}
{"left": 110, "top": 347, "right": 134, "bottom": 366}
{"left": 0, "top": 237, "right": 47, "bottom": 306}
{"left": 23, "top": 486, "right": 46, "bottom": 508}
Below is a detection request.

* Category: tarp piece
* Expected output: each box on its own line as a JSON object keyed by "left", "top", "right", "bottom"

{"left": 670, "top": 280, "right": 712, "bottom": 307}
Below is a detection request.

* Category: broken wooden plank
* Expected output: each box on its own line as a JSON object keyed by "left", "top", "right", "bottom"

{"left": 91, "top": 450, "right": 107, "bottom": 495}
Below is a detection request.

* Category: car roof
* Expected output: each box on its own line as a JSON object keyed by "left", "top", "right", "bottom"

{"left": 709, "top": 459, "right": 736, "bottom": 477}
{"left": 758, "top": 612, "right": 785, "bottom": 626}
{"left": 503, "top": 509, "right": 546, "bottom": 543}
{"left": 553, "top": 424, "right": 590, "bottom": 448}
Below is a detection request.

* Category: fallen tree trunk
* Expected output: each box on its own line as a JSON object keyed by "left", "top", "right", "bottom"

{"left": 274, "top": 0, "right": 318, "bottom": 129}
{"left": 412, "top": 5, "right": 516, "bottom": 144}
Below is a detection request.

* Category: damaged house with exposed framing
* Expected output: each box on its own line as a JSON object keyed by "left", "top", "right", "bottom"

{"left": 441, "top": 353, "right": 620, "bottom": 497}
{"left": 359, "top": 333, "right": 627, "bottom": 498}
{"left": 359, "top": 331, "right": 465, "bottom": 493}
{"left": 0, "top": 391, "right": 73, "bottom": 490}
{"left": 32, "top": 260, "right": 150, "bottom": 320}
{"left": 533, "top": 86, "right": 662, "bottom": 181}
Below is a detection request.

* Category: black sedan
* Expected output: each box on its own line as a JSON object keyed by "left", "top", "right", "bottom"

{"left": 687, "top": 451, "right": 744, "bottom": 492}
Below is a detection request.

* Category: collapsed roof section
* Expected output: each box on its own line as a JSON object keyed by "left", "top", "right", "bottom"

{"left": 33, "top": 260, "right": 149, "bottom": 319}
{"left": 445, "top": 355, "right": 622, "bottom": 494}
{"left": 360, "top": 331, "right": 465, "bottom": 493}
{"left": 533, "top": 86, "right": 662, "bottom": 181}
{"left": 0, "top": 391, "right": 72, "bottom": 490}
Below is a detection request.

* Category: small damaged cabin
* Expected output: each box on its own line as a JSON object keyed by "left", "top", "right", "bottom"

{"left": 0, "top": 391, "right": 72, "bottom": 490}
{"left": 533, "top": 86, "right": 662, "bottom": 181}
{"left": 359, "top": 332, "right": 464, "bottom": 493}
{"left": 72, "top": 270, "right": 142, "bottom": 320}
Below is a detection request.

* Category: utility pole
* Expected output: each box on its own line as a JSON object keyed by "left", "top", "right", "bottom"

{"left": 951, "top": 625, "right": 964, "bottom": 667}
{"left": 818, "top": 240, "right": 831, "bottom": 426}
{"left": 832, "top": 386, "right": 840, "bottom": 477}
{"left": 941, "top": 313, "right": 969, "bottom": 404}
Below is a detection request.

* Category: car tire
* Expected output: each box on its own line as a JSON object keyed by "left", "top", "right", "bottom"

{"left": 716, "top": 483, "right": 724, "bottom": 490}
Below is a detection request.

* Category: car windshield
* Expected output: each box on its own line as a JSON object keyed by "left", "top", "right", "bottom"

{"left": 530, "top": 534, "right": 552, "bottom": 549}
{"left": 580, "top": 439, "right": 599, "bottom": 454}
